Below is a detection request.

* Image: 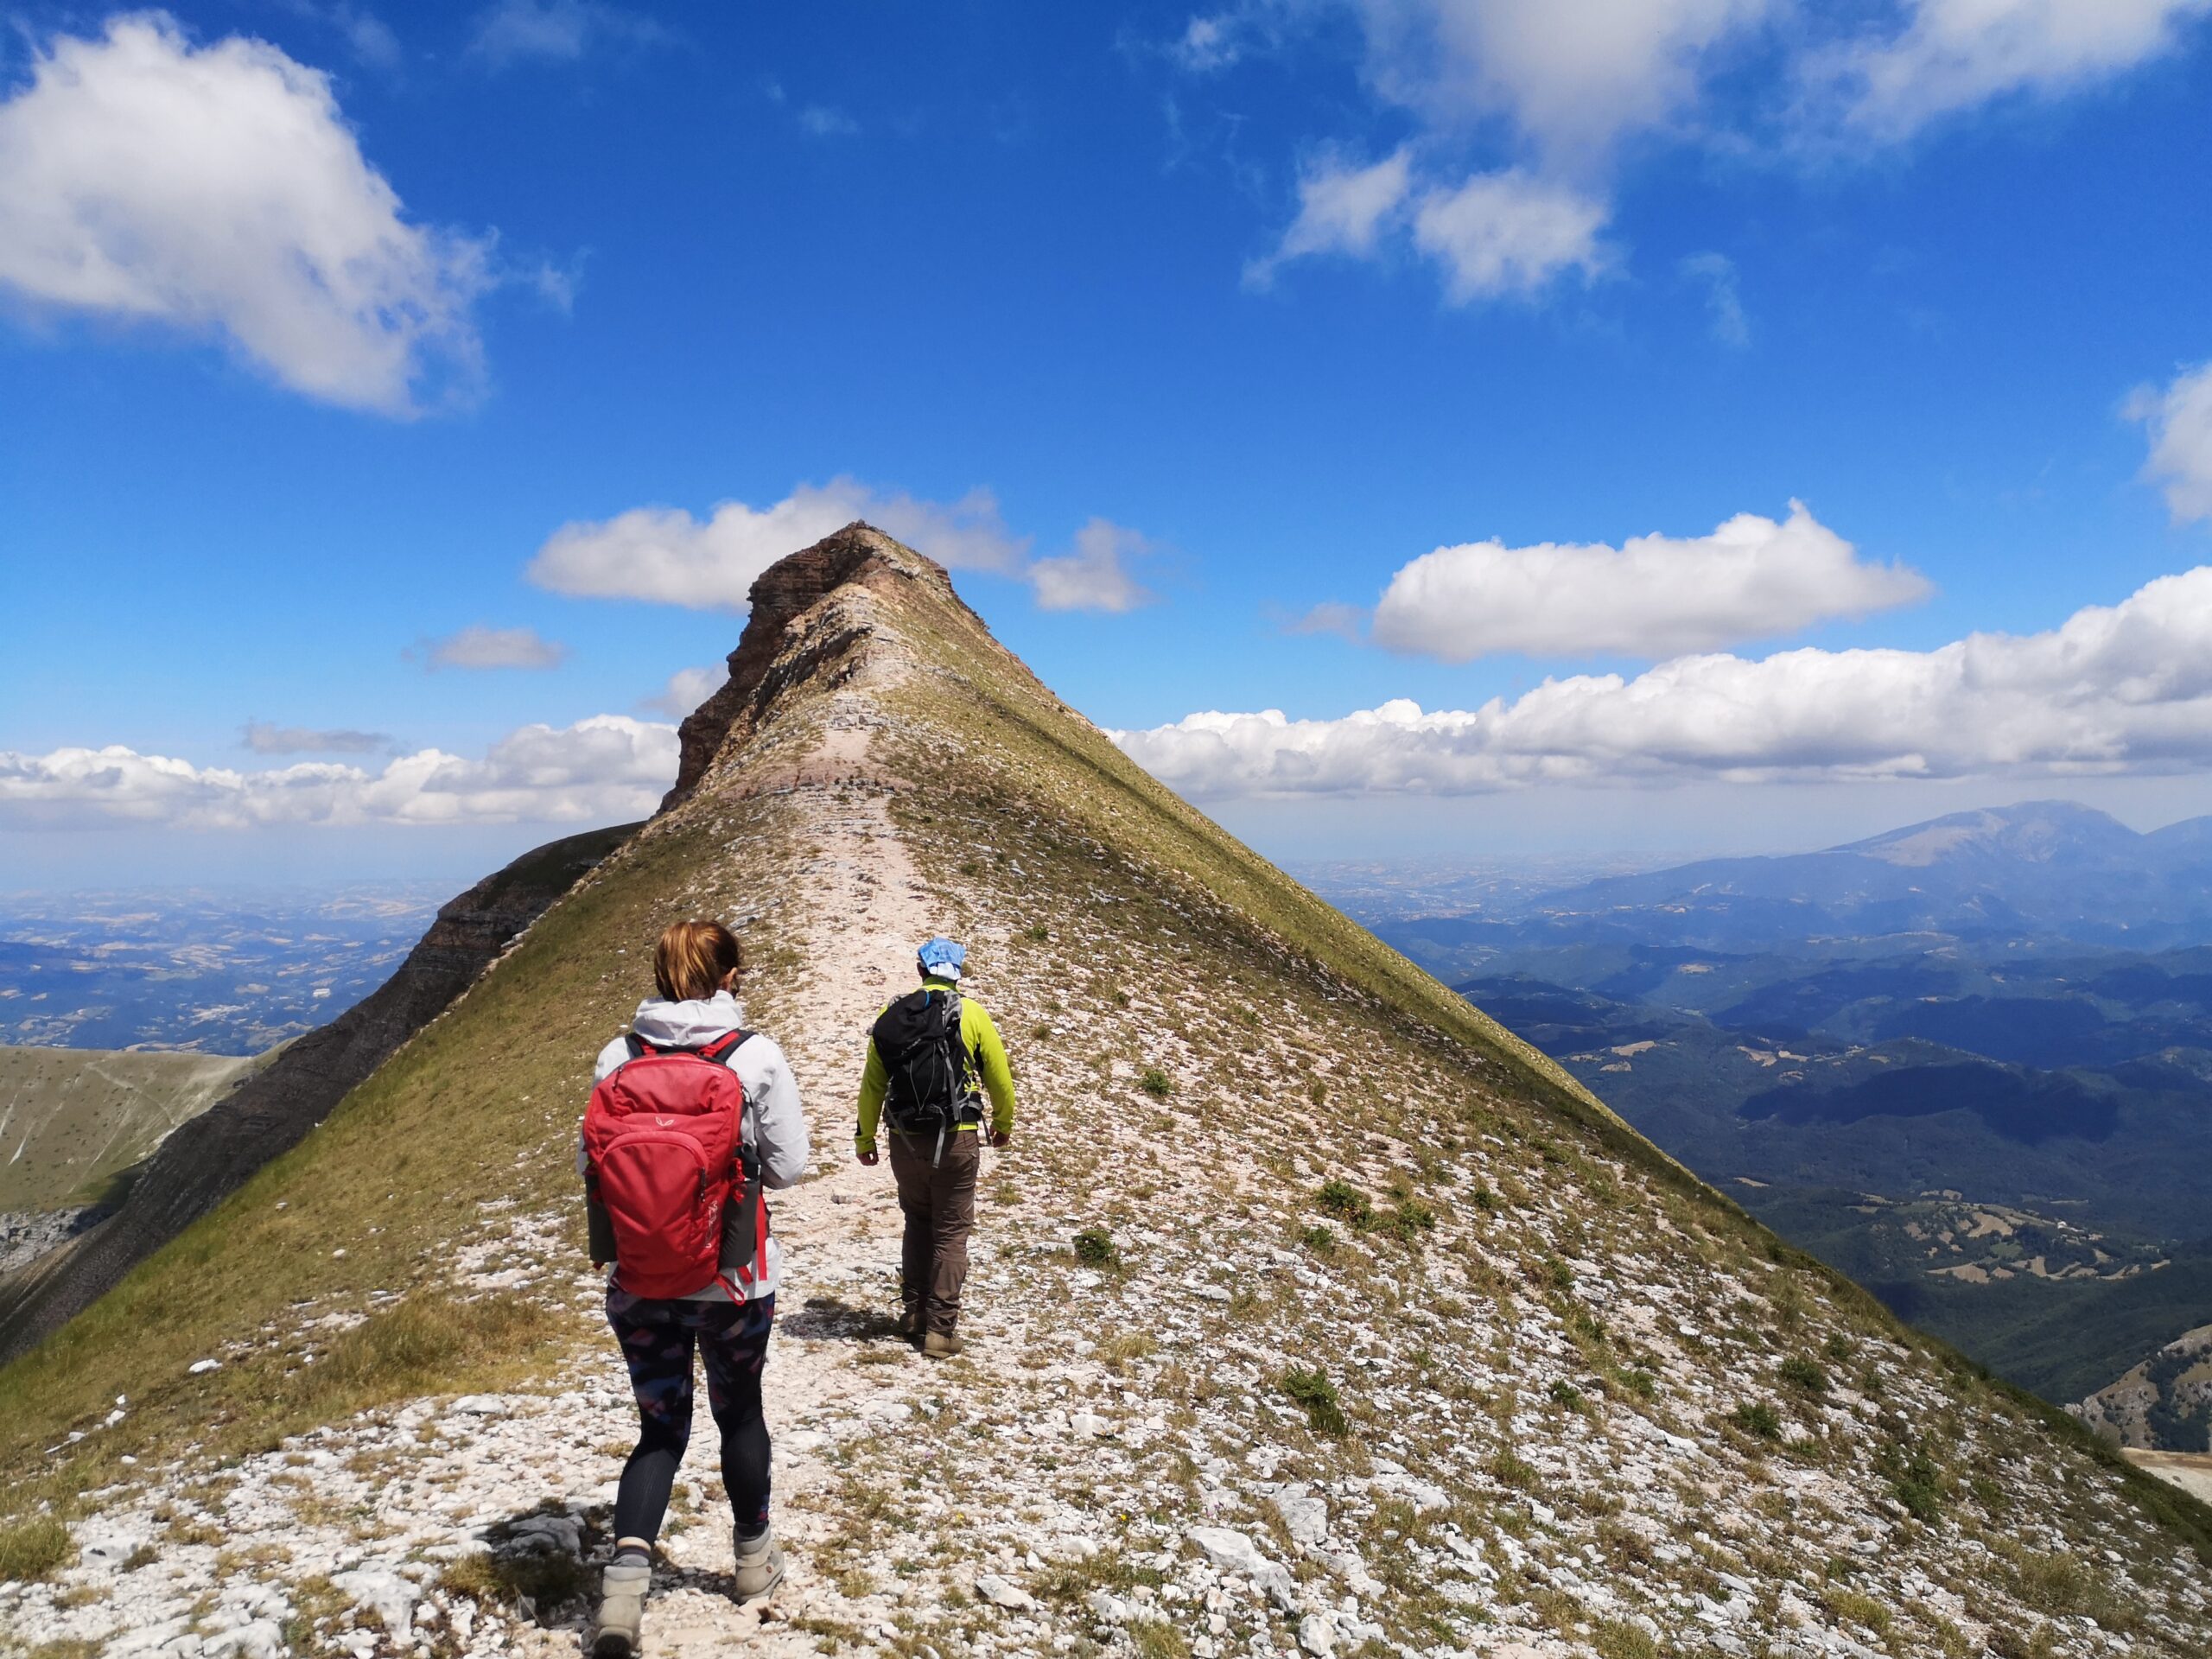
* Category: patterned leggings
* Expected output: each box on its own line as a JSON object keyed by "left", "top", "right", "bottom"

{"left": 604, "top": 1286, "right": 776, "bottom": 1542}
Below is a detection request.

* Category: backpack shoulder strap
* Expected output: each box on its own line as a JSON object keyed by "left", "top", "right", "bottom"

{"left": 623, "top": 1032, "right": 649, "bottom": 1061}
{"left": 700, "top": 1028, "right": 753, "bottom": 1068}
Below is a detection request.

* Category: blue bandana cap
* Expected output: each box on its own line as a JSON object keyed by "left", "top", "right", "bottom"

{"left": 917, "top": 936, "right": 966, "bottom": 980}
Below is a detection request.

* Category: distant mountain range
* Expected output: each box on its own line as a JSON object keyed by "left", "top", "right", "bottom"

{"left": 1348, "top": 800, "right": 2212, "bottom": 1450}
{"left": 1396, "top": 799, "right": 2212, "bottom": 959}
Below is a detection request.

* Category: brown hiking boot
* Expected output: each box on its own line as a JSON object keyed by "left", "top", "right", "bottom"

{"left": 921, "top": 1330, "right": 965, "bottom": 1359}
{"left": 895, "top": 1306, "right": 921, "bottom": 1342}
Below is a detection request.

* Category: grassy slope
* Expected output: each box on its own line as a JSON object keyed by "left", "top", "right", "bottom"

{"left": 0, "top": 797, "right": 814, "bottom": 1514}
{"left": 5, "top": 543, "right": 2210, "bottom": 1643}
{"left": 0, "top": 1046, "right": 259, "bottom": 1214}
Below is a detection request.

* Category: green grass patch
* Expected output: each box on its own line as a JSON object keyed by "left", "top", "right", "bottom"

{"left": 0, "top": 1514, "right": 73, "bottom": 1581}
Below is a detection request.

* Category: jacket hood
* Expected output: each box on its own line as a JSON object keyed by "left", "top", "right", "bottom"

{"left": 632, "top": 990, "right": 747, "bottom": 1048}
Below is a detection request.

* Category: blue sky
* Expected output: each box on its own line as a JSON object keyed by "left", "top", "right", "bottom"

{"left": 4, "top": 1, "right": 2212, "bottom": 886}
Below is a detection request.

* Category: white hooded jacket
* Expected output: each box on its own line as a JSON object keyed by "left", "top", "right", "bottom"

{"left": 580, "top": 991, "right": 810, "bottom": 1300}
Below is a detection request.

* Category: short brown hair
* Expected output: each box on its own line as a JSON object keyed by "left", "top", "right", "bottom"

{"left": 652, "top": 918, "right": 742, "bottom": 1002}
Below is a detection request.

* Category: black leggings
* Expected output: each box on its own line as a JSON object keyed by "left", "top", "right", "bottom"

{"left": 604, "top": 1286, "right": 776, "bottom": 1542}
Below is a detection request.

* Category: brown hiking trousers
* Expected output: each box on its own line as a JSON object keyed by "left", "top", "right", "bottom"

{"left": 888, "top": 1128, "right": 980, "bottom": 1335}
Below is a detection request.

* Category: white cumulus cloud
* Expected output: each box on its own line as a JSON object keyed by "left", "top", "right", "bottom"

{"left": 527, "top": 480, "right": 1027, "bottom": 613}
{"left": 1815, "top": 0, "right": 2212, "bottom": 139}
{"left": 2131, "top": 360, "right": 2212, "bottom": 525}
{"left": 1366, "top": 501, "right": 1929, "bottom": 660}
{"left": 1115, "top": 566, "right": 2212, "bottom": 796}
{"left": 529, "top": 481, "right": 1159, "bottom": 615}
{"left": 414, "top": 625, "right": 569, "bottom": 671}
{"left": 1356, "top": 0, "right": 1774, "bottom": 156}
{"left": 1029, "top": 520, "right": 1158, "bottom": 613}
{"left": 0, "top": 716, "right": 676, "bottom": 830}
{"left": 0, "top": 15, "right": 494, "bottom": 414}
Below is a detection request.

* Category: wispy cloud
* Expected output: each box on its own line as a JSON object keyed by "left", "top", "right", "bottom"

{"left": 798, "top": 105, "right": 860, "bottom": 137}
{"left": 467, "top": 0, "right": 668, "bottom": 67}
{"left": 411, "top": 625, "right": 569, "bottom": 671}
{"left": 242, "top": 721, "right": 392, "bottom": 755}
{"left": 1680, "top": 251, "right": 1750, "bottom": 347}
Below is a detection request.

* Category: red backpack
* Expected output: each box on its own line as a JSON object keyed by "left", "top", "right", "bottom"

{"left": 582, "top": 1029, "right": 769, "bottom": 1300}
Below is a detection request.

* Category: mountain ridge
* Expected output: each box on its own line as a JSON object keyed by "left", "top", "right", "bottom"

{"left": 3, "top": 524, "right": 2208, "bottom": 1659}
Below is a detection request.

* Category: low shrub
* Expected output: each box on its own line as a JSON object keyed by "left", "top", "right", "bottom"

{"left": 1731, "top": 1402, "right": 1783, "bottom": 1441}
{"left": 1317, "top": 1179, "right": 1372, "bottom": 1227}
{"left": 1382, "top": 1200, "right": 1437, "bottom": 1243}
{"left": 1299, "top": 1224, "right": 1335, "bottom": 1255}
{"left": 1282, "top": 1367, "right": 1348, "bottom": 1436}
{"left": 1073, "top": 1226, "right": 1118, "bottom": 1267}
{"left": 1139, "top": 1067, "right": 1173, "bottom": 1099}
{"left": 1780, "top": 1356, "right": 1831, "bottom": 1394}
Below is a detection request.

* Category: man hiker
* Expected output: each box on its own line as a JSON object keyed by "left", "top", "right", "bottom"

{"left": 580, "top": 919, "right": 811, "bottom": 1658}
{"left": 855, "top": 935, "right": 1017, "bottom": 1357}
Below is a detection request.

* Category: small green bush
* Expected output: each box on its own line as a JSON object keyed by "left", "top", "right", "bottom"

{"left": 1299, "top": 1224, "right": 1335, "bottom": 1255}
{"left": 1471, "top": 1185, "right": 1499, "bottom": 1211}
{"left": 1731, "top": 1402, "right": 1783, "bottom": 1440}
{"left": 1306, "top": 1077, "right": 1328, "bottom": 1106}
{"left": 1548, "top": 1380, "right": 1585, "bottom": 1411}
{"left": 1317, "top": 1179, "right": 1372, "bottom": 1226}
{"left": 1073, "top": 1227, "right": 1118, "bottom": 1267}
{"left": 1139, "top": 1067, "right": 1173, "bottom": 1099}
{"left": 1282, "top": 1367, "right": 1348, "bottom": 1436}
{"left": 1780, "top": 1356, "right": 1830, "bottom": 1394}
{"left": 1023, "top": 923, "right": 1050, "bottom": 943}
{"left": 1383, "top": 1200, "right": 1437, "bottom": 1243}
{"left": 0, "top": 1514, "right": 72, "bottom": 1581}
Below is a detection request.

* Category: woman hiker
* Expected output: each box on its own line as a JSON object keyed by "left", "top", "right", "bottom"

{"left": 579, "top": 919, "right": 810, "bottom": 1657}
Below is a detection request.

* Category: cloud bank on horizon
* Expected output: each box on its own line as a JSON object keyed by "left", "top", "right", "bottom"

{"left": 1116, "top": 565, "right": 2212, "bottom": 796}
{"left": 1, "top": 717, "right": 675, "bottom": 831}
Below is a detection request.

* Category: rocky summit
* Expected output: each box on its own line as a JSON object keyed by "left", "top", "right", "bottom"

{"left": 3, "top": 524, "right": 2209, "bottom": 1659}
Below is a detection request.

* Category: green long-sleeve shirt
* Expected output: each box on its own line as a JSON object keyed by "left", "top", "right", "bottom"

{"left": 855, "top": 977, "right": 1017, "bottom": 1152}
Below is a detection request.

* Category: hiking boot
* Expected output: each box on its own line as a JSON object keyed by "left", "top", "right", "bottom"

{"left": 921, "top": 1330, "right": 965, "bottom": 1359}
{"left": 895, "top": 1306, "right": 921, "bottom": 1342}
{"left": 590, "top": 1557, "right": 652, "bottom": 1657}
{"left": 732, "top": 1523, "right": 786, "bottom": 1605}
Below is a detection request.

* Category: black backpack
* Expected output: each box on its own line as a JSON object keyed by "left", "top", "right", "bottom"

{"left": 873, "top": 988, "right": 980, "bottom": 1136}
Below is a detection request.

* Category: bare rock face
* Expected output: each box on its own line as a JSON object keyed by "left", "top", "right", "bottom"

{"left": 0, "top": 823, "right": 636, "bottom": 1365}
{"left": 664, "top": 521, "right": 959, "bottom": 808}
